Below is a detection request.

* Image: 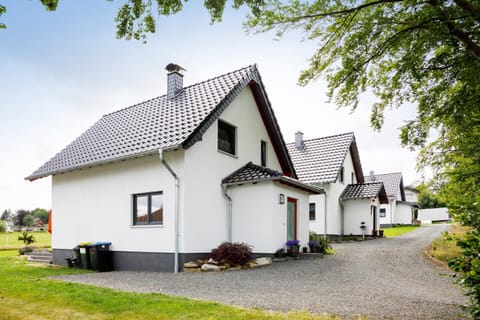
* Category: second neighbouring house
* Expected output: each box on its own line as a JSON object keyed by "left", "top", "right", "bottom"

{"left": 26, "top": 64, "right": 321, "bottom": 272}
{"left": 364, "top": 172, "right": 416, "bottom": 226}
{"left": 287, "top": 132, "right": 388, "bottom": 237}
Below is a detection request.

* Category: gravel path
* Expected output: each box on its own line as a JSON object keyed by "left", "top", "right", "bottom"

{"left": 52, "top": 224, "right": 469, "bottom": 319}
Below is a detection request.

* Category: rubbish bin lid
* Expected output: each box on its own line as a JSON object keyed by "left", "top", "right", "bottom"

{"left": 95, "top": 242, "right": 112, "bottom": 246}
{"left": 78, "top": 241, "right": 94, "bottom": 247}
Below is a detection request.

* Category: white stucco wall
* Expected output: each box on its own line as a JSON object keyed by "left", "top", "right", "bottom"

{"left": 395, "top": 203, "right": 413, "bottom": 224}
{"left": 405, "top": 189, "right": 419, "bottom": 203}
{"left": 227, "top": 181, "right": 310, "bottom": 252}
{"left": 51, "top": 152, "right": 184, "bottom": 253}
{"left": 181, "top": 87, "right": 284, "bottom": 252}
{"left": 379, "top": 198, "right": 397, "bottom": 226}
{"left": 309, "top": 193, "right": 326, "bottom": 235}
{"left": 309, "top": 148, "right": 358, "bottom": 236}
{"left": 343, "top": 199, "right": 379, "bottom": 235}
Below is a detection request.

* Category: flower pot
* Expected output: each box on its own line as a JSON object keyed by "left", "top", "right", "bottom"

{"left": 289, "top": 245, "right": 299, "bottom": 257}
{"left": 302, "top": 247, "right": 308, "bottom": 253}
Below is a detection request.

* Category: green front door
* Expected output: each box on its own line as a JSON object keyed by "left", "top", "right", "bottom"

{"left": 287, "top": 198, "right": 297, "bottom": 240}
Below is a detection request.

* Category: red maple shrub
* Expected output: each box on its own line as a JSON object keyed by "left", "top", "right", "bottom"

{"left": 210, "top": 242, "right": 253, "bottom": 266}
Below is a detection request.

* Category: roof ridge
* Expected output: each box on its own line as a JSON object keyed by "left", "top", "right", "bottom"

{"left": 101, "top": 64, "right": 256, "bottom": 119}
{"left": 286, "top": 131, "right": 354, "bottom": 145}
{"left": 368, "top": 172, "right": 403, "bottom": 177}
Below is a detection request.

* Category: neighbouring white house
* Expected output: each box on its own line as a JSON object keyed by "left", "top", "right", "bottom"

{"left": 364, "top": 172, "right": 417, "bottom": 226}
{"left": 405, "top": 185, "right": 420, "bottom": 203}
{"left": 418, "top": 208, "right": 450, "bottom": 223}
{"left": 26, "top": 64, "right": 322, "bottom": 272}
{"left": 286, "top": 132, "right": 388, "bottom": 236}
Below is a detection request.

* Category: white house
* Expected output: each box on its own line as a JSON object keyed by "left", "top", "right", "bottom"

{"left": 286, "top": 132, "right": 387, "bottom": 236}
{"left": 364, "top": 172, "right": 416, "bottom": 226}
{"left": 404, "top": 185, "right": 420, "bottom": 203}
{"left": 26, "top": 64, "right": 321, "bottom": 272}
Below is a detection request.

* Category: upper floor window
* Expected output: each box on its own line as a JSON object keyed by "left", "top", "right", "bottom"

{"left": 309, "top": 203, "right": 316, "bottom": 221}
{"left": 261, "top": 140, "right": 267, "bottom": 167}
{"left": 339, "top": 166, "right": 344, "bottom": 183}
{"left": 218, "top": 120, "right": 236, "bottom": 155}
{"left": 133, "top": 191, "right": 163, "bottom": 225}
{"left": 351, "top": 172, "right": 355, "bottom": 184}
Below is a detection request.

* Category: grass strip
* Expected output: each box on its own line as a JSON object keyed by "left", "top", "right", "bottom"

{"left": 382, "top": 225, "right": 420, "bottom": 237}
{"left": 0, "top": 250, "right": 340, "bottom": 320}
{"left": 0, "top": 231, "right": 51, "bottom": 250}
{"left": 428, "top": 224, "right": 470, "bottom": 264}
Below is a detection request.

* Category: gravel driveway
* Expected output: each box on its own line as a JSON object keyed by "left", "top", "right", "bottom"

{"left": 53, "top": 224, "right": 469, "bottom": 319}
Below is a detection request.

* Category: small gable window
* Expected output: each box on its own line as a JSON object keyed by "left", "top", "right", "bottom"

{"left": 133, "top": 191, "right": 163, "bottom": 225}
{"left": 380, "top": 208, "right": 386, "bottom": 218}
{"left": 218, "top": 120, "right": 236, "bottom": 156}
{"left": 339, "top": 166, "right": 344, "bottom": 183}
{"left": 309, "top": 203, "right": 316, "bottom": 221}
{"left": 261, "top": 140, "right": 267, "bottom": 167}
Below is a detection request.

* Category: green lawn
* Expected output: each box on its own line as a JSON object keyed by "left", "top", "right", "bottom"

{"left": 0, "top": 231, "right": 51, "bottom": 250}
{"left": 0, "top": 250, "right": 339, "bottom": 320}
{"left": 382, "top": 225, "right": 420, "bottom": 237}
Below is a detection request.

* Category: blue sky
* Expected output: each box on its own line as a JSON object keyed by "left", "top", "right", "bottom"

{"left": 0, "top": 0, "right": 420, "bottom": 212}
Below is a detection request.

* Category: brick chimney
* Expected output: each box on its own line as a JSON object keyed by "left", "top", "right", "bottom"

{"left": 165, "top": 63, "right": 185, "bottom": 98}
{"left": 295, "top": 131, "right": 304, "bottom": 150}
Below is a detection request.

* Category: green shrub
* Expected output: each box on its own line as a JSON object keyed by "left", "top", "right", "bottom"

{"left": 18, "top": 231, "right": 36, "bottom": 246}
{"left": 210, "top": 242, "right": 253, "bottom": 266}
{"left": 309, "top": 232, "right": 332, "bottom": 253}
{"left": 0, "top": 220, "right": 6, "bottom": 233}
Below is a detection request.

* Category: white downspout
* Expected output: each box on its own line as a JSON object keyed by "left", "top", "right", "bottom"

{"left": 159, "top": 149, "right": 180, "bottom": 273}
{"left": 222, "top": 185, "right": 233, "bottom": 242}
{"left": 319, "top": 182, "right": 327, "bottom": 239}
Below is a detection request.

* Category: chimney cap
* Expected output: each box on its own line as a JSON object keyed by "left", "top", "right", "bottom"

{"left": 165, "top": 63, "right": 186, "bottom": 74}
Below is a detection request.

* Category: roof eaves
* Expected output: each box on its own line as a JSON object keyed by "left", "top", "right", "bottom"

{"left": 25, "top": 146, "right": 181, "bottom": 182}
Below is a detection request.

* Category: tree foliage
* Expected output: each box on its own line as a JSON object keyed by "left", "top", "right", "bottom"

{"left": 13, "top": 209, "right": 30, "bottom": 226}
{"left": 416, "top": 183, "right": 446, "bottom": 209}
{"left": 1, "top": 209, "right": 12, "bottom": 221}
{"left": 23, "top": 214, "right": 35, "bottom": 228}
{"left": 31, "top": 208, "right": 49, "bottom": 224}
{"left": 114, "top": 0, "right": 266, "bottom": 42}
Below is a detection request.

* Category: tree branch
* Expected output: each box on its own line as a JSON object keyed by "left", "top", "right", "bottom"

{"left": 294, "top": 0, "right": 405, "bottom": 21}
{"left": 453, "top": 0, "right": 480, "bottom": 24}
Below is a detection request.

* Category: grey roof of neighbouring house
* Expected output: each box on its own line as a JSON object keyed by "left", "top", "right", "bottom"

{"left": 26, "top": 65, "right": 296, "bottom": 181}
{"left": 286, "top": 132, "right": 364, "bottom": 184}
{"left": 222, "top": 162, "right": 323, "bottom": 194}
{"left": 364, "top": 172, "right": 406, "bottom": 201}
{"left": 339, "top": 182, "right": 388, "bottom": 204}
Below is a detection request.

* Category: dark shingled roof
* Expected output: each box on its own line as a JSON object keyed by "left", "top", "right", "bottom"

{"left": 364, "top": 172, "right": 405, "bottom": 201}
{"left": 286, "top": 132, "right": 364, "bottom": 184}
{"left": 340, "top": 182, "right": 388, "bottom": 204}
{"left": 222, "top": 162, "right": 323, "bottom": 194}
{"left": 26, "top": 65, "right": 295, "bottom": 181}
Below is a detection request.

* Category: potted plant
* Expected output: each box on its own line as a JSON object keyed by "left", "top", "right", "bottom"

{"left": 274, "top": 248, "right": 285, "bottom": 258}
{"left": 308, "top": 240, "right": 319, "bottom": 253}
{"left": 286, "top": 240, "right": 300, "bottom": 256}
{"left": 372, "top": 229, "right": 378, "bottom": 237}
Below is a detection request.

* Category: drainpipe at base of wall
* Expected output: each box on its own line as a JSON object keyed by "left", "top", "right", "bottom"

{"left": 222, "top": 185, "right": 233, "bottom": 243}
{"left": 339, "top": 199, "right": 345, "bottom": 236}
{"left": 159, "top": 149, "right": 180, "bottom": 274}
